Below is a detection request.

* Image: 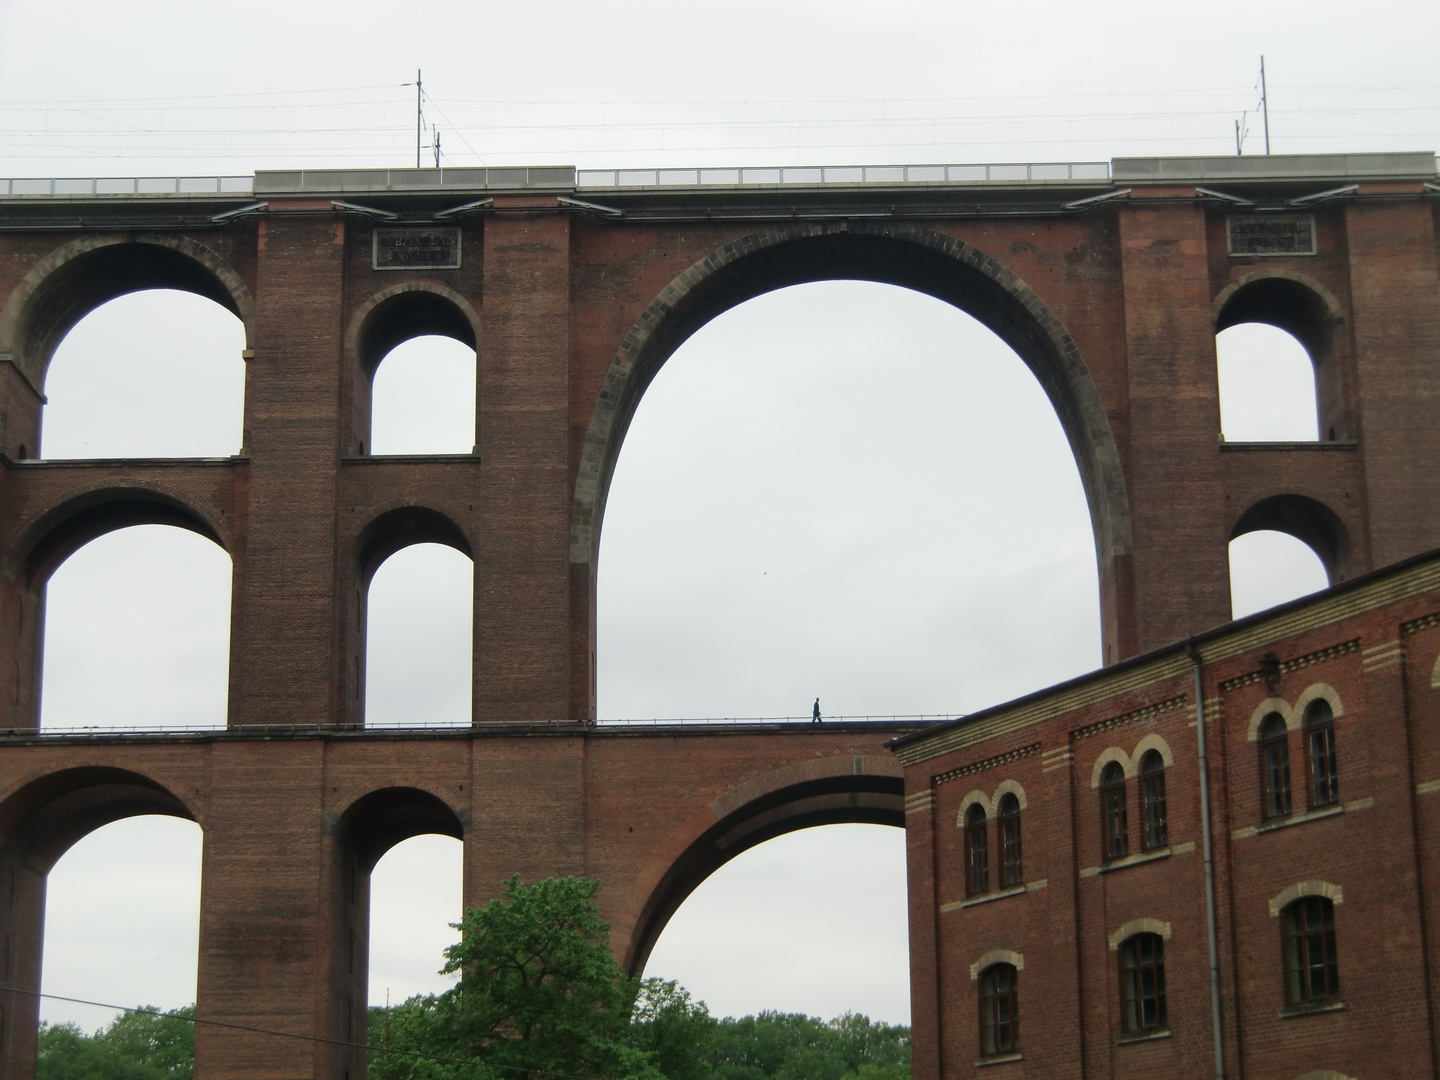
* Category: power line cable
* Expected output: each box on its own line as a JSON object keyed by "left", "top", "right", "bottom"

{"left": 4, "top": 986, "right": 610, "bottom": 1080}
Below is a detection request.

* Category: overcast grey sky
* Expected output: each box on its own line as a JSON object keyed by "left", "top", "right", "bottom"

{"left": 4, "top": 0, "right": 1435, "bottom": 1037}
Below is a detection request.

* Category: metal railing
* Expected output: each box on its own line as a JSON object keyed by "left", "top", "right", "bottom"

{"left": 577, "top": 162, "right": 1110, "bottom": 188}
{"left": 3, "top": 714, "right": 952, "bottom": 738}
{"left": 1, "top": 176, "right": 253, "bottom": 196}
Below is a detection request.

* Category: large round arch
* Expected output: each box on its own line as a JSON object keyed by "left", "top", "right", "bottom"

{"left": 0, "top": 235, "right": 255, "bottom": 396}
{"left": 570, "top": 222, "right": 1132, "bottom": 659}
{"left": 623, "top": 755, "right": 903, "bottom": 974}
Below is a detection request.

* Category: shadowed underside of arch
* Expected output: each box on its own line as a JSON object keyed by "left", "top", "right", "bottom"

{"left": 16, "top": 488, "right": 228, "bottom": 587}
{"left": 0, "top": 235, "right": 254, "bottom": 395}
{"left": 0, "top": 766, "right": 195, "bottom": 871}
{"left": 570, "top": 222, "right": 1132, "bottom": 591}
{"left": 1232, "top": 493, "right": 1350, "bottom": 583}
{"left": 623, "top": 766, "right": 904, "bottom": 975}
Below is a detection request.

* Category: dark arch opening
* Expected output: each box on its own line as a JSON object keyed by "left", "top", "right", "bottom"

{"left": 1215, "top": 275, "right": 1346, "bottom": 442}
{"left": 331, "top": 788, "right": 465, "bottom": 1078}
{"left": 352, "top": 288, "right": 478, "bottom": 456}
{"left": 580, "top": 228, "right": 1125, "bottom": 564}
{"left": 625, "top": 770, "right": 903, "bottom": 975}
{"left": 0, "top": 767, "right": 195, "bottom": 871}
{"left": 356, "top": 506, "right": 472, "bottom": 587}
{"left": 351, "top": 509, "right": 473, "bottom": 728}
{"left": 41, "top": 289, "right": 246, "bottom": 460}
{"left": 1232, "top": 494, "right": 1349, "bottom": 583}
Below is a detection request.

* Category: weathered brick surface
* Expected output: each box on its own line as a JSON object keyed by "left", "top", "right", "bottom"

{"left": 898, "top": 556, "right": 1440, "bottom": 1079}
{"left": 0, "top": 175, "right": 1437, "bottom": 1078}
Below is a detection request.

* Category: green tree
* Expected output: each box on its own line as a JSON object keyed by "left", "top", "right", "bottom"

{"left": 37, "top": 1005, "right": 195, "bottom": 1080}
{"left": 369, "top": 875, "right": 663, "bottom": 1080}
{"left": 628, "top": 979, "right": 717, "bottom": 1080}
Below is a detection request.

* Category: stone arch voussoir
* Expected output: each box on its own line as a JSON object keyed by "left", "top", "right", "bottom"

{"left": 569, "top": 222, "right": 1132, "bottom": 589}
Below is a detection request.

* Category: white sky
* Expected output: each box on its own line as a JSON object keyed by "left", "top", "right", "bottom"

{"left": 4, "top": 0, "right": 1431, "bottom": 1037}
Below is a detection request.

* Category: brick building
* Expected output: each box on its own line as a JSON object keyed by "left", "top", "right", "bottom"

{"left": 895, "top": 549, "right": 1440, "bottom": 1079}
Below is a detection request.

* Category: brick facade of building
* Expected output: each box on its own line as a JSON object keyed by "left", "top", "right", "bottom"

{"left": 896, "top": 551, "right": 1440, "bottom": 1080}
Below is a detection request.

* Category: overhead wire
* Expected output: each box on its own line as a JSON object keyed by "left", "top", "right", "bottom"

{"left": 4, "top": 985, "right": 610, "bottom": 1080}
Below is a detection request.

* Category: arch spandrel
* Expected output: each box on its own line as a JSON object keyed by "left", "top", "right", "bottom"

{"left": 0, "top": 235, "right": 255, "bottom": 396}
{"left": 569, "top": 222, "right": 1132, "bottom": 597}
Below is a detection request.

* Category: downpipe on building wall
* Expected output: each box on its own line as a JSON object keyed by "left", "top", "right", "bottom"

{"left": 1187, "top": 643, "right": 1226, "bottom": 1079}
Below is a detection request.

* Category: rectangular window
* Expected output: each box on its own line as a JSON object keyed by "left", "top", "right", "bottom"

{"left": 1309, "top": 723, "right": 1339, "bottom": 808}
{"left": 1120, "top": 934, "right": 1167, "bottom": 1033}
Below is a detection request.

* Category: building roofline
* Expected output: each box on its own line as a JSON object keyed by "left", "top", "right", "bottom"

{"left": 890, "top": 543, "right": 1440, "bottom": 764}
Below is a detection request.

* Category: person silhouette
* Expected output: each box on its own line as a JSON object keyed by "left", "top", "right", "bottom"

{"left": 812, "top": 698, "right": 822, "bottom": 723}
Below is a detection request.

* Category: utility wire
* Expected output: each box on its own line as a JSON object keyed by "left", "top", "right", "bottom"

{"left": 4, "top": 986, "right": 609, "bottom": 1080}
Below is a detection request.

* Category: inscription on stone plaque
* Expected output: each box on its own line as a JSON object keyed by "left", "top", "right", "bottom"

{"left": 1226, "top": 215, "right": 1316, "bottom": 257}
{"left": 372, "top": 227, "right": 462, "bottom": 270}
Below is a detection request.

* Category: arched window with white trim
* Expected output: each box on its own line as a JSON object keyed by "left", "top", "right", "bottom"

{"left": 1101, "top": 762, "right": 1127, "bottom": 861}
{"left": 1259, "top": 712, "right": 1292, "bottom": 820}
{"left": 1305, "top": 699, "right": 1339, "bottom": 809}
{"left": 1283, "top": 896, "right": 1339, "bottom": 1005}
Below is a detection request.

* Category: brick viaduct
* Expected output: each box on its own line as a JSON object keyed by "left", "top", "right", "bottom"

{"left": 0, "top": 150, "right": 1436, "bottom": 1077}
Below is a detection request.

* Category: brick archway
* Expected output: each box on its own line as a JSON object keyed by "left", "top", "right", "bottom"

{"left": 0, "top": 234, "right": 254, "bottom": 396}
{"left": 0, "top": 765, "right": 198, "bottom": 1078}
{"left": 620, "top": 753, "right": 903, "bottom": 974}
{"left": 570, "top": 222, "right": 1134, "bottom": 678}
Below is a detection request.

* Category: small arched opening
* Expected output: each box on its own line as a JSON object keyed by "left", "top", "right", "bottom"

{"left": 14, "top": 491, "right": 232, "bottom": 734}
{"left": 333, "top": 787, "right": 465, "bottom": 1079}
{"left": 350, "top": 286, "right": 478, "bottom": 456}
{"left": 1229, "top": 494, "right": 1342, "bottom": 618}
{"left": 1214, "top": 274, "right": 1347, "bottom": 443}
{"left": 355, "top": 508, "right": 474, "bottom": 728}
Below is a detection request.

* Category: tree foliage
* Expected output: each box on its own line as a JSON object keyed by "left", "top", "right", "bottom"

{"left": 37, "top": 1005, "right": 195, "bottom": 1080}
{"left": 31, "top": 876, "right": 912, "bottom": 1080}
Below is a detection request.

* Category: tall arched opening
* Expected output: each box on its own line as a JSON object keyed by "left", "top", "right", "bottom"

{"left": 348, "top": 285, "right": 478, "bottom": 457}
{"left": 1213, "top": 272, "right": 1350, "bottom": 444}
{"left": 0, "top": 236, "right": 253, "bottom": 462}
{"left": 0, "top": 767, "right": 199, "bottom": 1077}
{"left": 574, "top": 223, "right": 1132, "bottom": 696}
{"left": 354, "top": 508, "right": 474, "bottom": 728}
{"left": 331, "top": 787, "right": 464, "bottom": 1079}
{"left": 597, "top": 268, "right": 1102, "bottom": 1021}
{"left": 40, "top": 524, "right": 232, "bottom": 732}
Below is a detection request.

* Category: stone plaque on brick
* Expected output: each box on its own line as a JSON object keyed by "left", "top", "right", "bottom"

{"left": 372, "top": 227, "right": 461, "bottom": 270}
{"left": 1226, "top": 215, "right": 1316, "bottom": 257}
